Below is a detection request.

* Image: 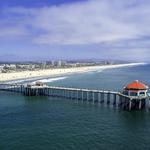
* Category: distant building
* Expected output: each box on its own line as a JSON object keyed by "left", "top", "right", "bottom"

{"left": 58, "top": 60, "right": 62, "bottom": 67}
{"left": 4, "top": 64, "right": 16, "bottom": 70}
{"left": 57, "top": 60, "right": 66, "bottom": 67}
{"left": 41, "top": 62, "right": 46, "bottom": 69}
{"left": 0, "top": 65, "right": 4, "bottom": 73}
{"left": 51, "top": 60, "right": 56, "bottom": 66}
{"left": 16, "top": 64, "right": 30, "bottom": 70}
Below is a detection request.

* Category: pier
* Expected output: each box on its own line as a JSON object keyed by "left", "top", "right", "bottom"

{"left": 0, "top": 80, "right": 149, "bottom": 111}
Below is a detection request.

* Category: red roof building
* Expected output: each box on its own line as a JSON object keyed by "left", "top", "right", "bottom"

{"left": 125, "top": 80, "right": 148, "bottom": 90}
{"left": 123, "top": 80, "right": 148, "bottom": 97}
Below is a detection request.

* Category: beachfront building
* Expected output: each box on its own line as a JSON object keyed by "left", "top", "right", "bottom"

{"left": 123, "top": 80, "right": 148, "bottom": 97}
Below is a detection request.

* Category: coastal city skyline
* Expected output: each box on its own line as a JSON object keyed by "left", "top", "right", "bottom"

{"left": 0, "top": 0, "right": 150, "bottom": 62}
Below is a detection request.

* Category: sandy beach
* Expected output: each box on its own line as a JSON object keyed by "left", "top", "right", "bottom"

{"left": 0, "top": 63, "right": 146, "bottom": 82}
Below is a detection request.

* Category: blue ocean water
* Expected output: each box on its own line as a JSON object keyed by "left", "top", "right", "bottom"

{"left": 0, "top": 64, "right": 150, "bottom": 150}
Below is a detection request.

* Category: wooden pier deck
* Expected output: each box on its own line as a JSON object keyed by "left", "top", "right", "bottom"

{"left": 0, "top": 83, "right": 149, "bottom": 110}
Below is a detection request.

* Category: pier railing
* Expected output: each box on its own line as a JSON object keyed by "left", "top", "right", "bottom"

{"left": 0, "top": 83, "right": 149, "bottom": 110}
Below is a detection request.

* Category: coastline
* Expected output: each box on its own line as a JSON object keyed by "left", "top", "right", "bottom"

{"left": 0, "top": 62, "right": 146, "bottom": 83}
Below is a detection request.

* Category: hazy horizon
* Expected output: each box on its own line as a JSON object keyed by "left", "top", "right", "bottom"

{"left": 0, "top": 54, "right": 137, "bottom": 63}
{"left": 0, "top": 0, "right": 150, "bottom": 62}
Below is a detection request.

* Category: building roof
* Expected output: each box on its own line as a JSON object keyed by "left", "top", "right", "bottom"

{"left": 125, "top": 80, "right": 148, "bottom": 90}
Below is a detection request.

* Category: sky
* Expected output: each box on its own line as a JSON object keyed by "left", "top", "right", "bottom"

{"left": 0, "top": 0, "right": 150, "bottom": 62}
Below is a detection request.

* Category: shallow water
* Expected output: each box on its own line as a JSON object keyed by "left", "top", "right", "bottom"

{"left": 0, "top": 64, "right": 150, "bottom": 150}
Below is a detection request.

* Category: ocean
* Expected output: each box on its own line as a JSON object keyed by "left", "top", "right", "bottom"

{"left": 0, "top": 64, "right": 150, "bottom": 150}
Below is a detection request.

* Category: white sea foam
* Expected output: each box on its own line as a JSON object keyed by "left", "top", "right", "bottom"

{"left": 6, "top": 76, "right": 68, "bottom": 84}
{"left": 33, "top": 76, "right": 68, "bottom": 84}
{"left": 96, "top": 69, "right": 105, "bottom": 73}
{"left": 6, "top": 78, "right": 38, "bottom": 84}
{"left": 95, "top": 62, "right": 147, "bottom": 73}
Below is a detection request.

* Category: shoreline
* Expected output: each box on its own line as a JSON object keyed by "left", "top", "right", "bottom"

{"left": 0, "top": 62, "right": 146, "bottom": 83}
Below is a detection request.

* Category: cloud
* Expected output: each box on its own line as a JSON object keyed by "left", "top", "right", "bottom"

{"left": 0, "top": 27, "right": 28, "bottom": 38}
{"left": 1, "top": 0, "right": 150, "bottom": 61}
{"left": 30, "top": 0, "right": 150, "bottom": 45}
{"left": 1, "top": 0, "right": 150, "bottom": 45}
